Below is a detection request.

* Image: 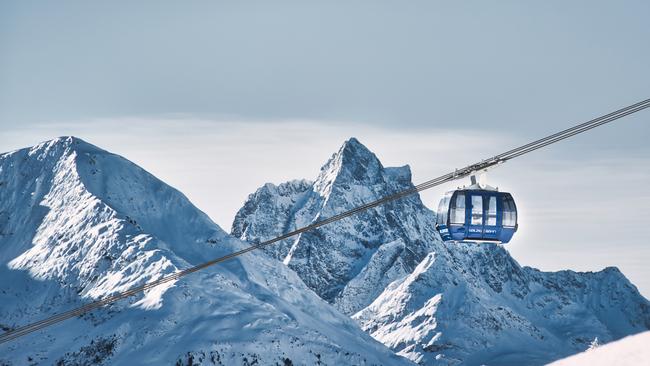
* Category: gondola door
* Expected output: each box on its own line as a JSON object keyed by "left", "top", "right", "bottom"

{"left": 467, "top": 193, "right": 484, "bottom": 240}
{"left": 482, "top": 195, "right": 499, "bottom": 241}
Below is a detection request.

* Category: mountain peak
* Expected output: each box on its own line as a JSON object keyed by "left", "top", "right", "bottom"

{"left": 314, "top": 137, "right": 385, "bottom": 195}
{"left": 51, "top": 135, "right": 102, "bottom": 152}
{"left": 55, "top": 135, "right": 83, "bottom": 144}
{"left": 337, "top": 137, "right": 376, "bottom": 163}
{"left": 19, "top": 136, "right": 104, "bottom": 161}
{"left": 341, "top": 136, "right": 363, "bottom": 148}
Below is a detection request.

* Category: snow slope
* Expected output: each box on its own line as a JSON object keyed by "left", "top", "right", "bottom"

{"left": 547, "top": 330, "right": 650, "bottom": 366}
{"left": 0, "top": 137, "right": 413, "bottom": 366}
{"left": 232, "top": 137, "right": 650, "bottom": 366}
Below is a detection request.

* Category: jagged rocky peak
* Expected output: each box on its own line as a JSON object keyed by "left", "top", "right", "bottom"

{"left": 315, "top": 137, "right": 385, "bottom": 191}
{"left": 313, "top": 137, "right": 415, "bottom": 203}
{"left": 230, "top": 179, "right": 314, "bottom": 260}
{"left": 232, "top": 179, "right": 312, "bottom": 236}
{"left": 232, "top": 137, "right": 440, "bottom": 312}
{"left": 0, "top": 137, "right": 413, "bottom": 366}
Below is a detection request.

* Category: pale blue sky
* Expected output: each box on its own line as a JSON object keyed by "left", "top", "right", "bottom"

{"left": 1, "top": 1, "right": 649, "bottom": 295}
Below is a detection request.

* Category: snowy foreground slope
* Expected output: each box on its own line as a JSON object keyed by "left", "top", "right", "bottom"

{"left": 548, "top": 330, "right": 650, "bottom": 366}
{"left": 232, "top": 138, "right": 650, "bottom": 366}
{"left": 0, "top": 137, "right": 412, "bottom": 366}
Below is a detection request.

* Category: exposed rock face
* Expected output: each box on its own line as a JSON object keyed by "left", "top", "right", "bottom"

{"left": 0, "top": 137, "right": 413, "bottom": 366}
{"left": 232, "top": 137, "right": 650, "bottom": 365}
{"left": 232, "top": 138, "right": 439, "bottom": 314}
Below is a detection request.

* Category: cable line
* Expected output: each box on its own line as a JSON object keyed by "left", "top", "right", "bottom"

{"left": 1, "top": 98, "right": 649, "bottom": 345}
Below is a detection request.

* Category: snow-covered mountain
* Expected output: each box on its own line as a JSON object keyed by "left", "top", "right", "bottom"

{"left": 0, "top": 137, "right": 413, "bottom": 366}
{"left": 232, "top": 137, "right": 650, "bottom": 365}
{"left": 232, "top": 138, "right": 438, "bottom": 315}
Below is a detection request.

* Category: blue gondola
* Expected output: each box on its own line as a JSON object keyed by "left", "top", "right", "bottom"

{"left": 435, "top": 179, "right": 518, "bottom": 244}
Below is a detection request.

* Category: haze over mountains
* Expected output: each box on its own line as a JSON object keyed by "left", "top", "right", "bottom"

{"left": 232, "top": 138, "right": 650, "bottom": 365}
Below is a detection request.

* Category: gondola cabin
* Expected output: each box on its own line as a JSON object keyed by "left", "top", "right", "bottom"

{"left": 435, "top": 186, "right": 518, "bottom": 244}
